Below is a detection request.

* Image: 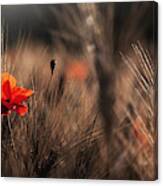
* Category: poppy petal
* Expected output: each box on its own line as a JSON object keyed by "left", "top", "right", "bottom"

{"left": 12, "top": 87, "right": 33, "bottom": 104}
{"left": 2, "top": 72, "right": 16, "bottom": 89}
{"left": 1, "top": 99, "right": 12, "bottom": 109}
{"left": 2, "top": 80, "right": 12, "bottom": 100}
{"left": 15, "top": 105, "right": 28, "bottom": 116}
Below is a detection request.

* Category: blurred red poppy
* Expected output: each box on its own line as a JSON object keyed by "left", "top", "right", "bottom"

{"left": 133, "top": 117, "right": 148, "bottom": 145}
{"left": 1, "top": 72, "right": 33, "bottom": 116}
{"left": 65, "top": 60, "right": 89, "bottom": 81}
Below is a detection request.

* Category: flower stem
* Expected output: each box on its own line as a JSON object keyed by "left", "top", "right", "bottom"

{"left": 7, "top": 115, "right": 18, "bottom": 159}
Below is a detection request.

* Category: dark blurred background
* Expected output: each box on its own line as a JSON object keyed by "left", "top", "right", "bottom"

{"left": 2, "top": 2, "right": 158, "bottom": 54}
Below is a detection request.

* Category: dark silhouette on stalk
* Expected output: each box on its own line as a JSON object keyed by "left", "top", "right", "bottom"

{"left": 50, "top": 59, "right": 56, "bottom": 75}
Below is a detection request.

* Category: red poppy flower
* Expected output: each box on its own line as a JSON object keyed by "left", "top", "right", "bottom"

{"left": 1, "top": 72, "right": 33, "bottom": 116}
